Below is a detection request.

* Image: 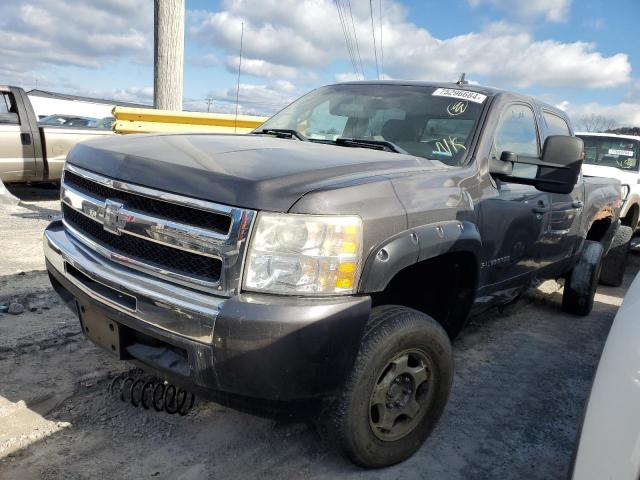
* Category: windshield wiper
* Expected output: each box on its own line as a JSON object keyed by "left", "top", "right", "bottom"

{"left": 334, "top": 138, "right": 407, "bottom": 154}
{"left": 251, "top": 128, "right": 308, "bottom": 141}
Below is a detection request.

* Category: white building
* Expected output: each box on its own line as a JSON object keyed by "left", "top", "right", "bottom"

{"left": 27, "top": 89, "right": 149, "bottom": 120}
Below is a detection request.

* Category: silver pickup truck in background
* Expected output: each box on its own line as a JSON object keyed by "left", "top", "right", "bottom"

{"left": 0, "top": 86, "right": 111, "bottom": 184}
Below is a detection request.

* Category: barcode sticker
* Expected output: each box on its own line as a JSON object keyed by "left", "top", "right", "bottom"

{"left": 608, "top": 149, "right": 634, "bottom": 156}
{"left": 433, "top": 88, "right": 487, "bottom": 104}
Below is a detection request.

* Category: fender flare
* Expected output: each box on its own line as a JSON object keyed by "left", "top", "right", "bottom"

{"left": 359, "top": 220, "right": 482, "bottom": 293}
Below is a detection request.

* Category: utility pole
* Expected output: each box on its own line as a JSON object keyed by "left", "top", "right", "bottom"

{"left": 234, "top": 21, "right": 244, "bottom": 132}
{"left": 205, "top": 97, "right": 214, "bottom": 112}
{"left": 154, "top": 0, "right": 184, "bottom": 111}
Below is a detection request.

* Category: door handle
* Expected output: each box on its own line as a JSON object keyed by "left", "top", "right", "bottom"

{"left": 572, "top": 200, "right": 584, "bottom": 209}
{"left": 533, "top": 203, "right": 550, "bottom": 213}
{"left": 20, "top": 133, "right": 31, "bottom": 146}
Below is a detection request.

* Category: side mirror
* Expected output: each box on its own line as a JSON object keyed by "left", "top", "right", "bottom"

{"left": 490, "top": 136, "right": 584, "bottom": 194}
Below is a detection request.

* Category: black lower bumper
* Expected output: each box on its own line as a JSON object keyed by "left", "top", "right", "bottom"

{"left": 45, "top": 222, "right": 371, "bottom": 406}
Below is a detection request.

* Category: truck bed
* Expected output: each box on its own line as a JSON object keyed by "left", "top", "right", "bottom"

{"left": 39, "top": 126, "right": 112, "bottom": 181}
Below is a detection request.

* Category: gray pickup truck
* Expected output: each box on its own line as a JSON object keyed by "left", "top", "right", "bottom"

{"left": 0, "top": 86, "right": 110, "bottom": 183}
{"left": 44, "top": 81, "right": 625, "bottom": 468}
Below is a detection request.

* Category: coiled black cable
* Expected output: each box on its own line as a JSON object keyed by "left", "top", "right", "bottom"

{"left": 108, "top": 368, "right": 196, "bottom": 415}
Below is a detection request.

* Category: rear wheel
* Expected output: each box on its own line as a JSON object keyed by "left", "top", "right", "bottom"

{"left": 599, "top": 225, "right": 633, "bottom": 287}
{"left": 622, "top": 205, "right": 639, "bottom": 231}
{"left": 325, "top": 305, "right": 453, "bottom": 468}
{"left": 562, "top": 240, "right": 604, "bottom": 316}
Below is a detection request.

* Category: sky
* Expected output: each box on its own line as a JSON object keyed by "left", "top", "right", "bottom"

{"left": 1, "top": 0, "right": 638, "bottom": 128}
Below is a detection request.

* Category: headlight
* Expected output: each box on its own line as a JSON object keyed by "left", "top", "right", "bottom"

{"left": 243, "top": 212, "right": 363, "bottom": 295}
{"left": 621, "top": 184, "right": 630, "bottom": 200}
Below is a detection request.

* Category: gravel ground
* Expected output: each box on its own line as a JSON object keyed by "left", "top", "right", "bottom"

{"left": 0, "top": 184, "right": 636, "bottom": 480}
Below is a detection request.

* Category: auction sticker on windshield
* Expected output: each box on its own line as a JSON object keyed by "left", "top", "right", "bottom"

{"left": 609, "top": 149, "right": 634, "bottom": 156}
{"left": 433, "top": 88, "right": 487, "bottom": 104}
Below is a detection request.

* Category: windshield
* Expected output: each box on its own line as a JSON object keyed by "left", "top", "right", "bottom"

{"left": 258, "top": 84, "right": 487, "bottom": 165}
{"left": 579, "top": 135, "right": 639, "bottom": 171}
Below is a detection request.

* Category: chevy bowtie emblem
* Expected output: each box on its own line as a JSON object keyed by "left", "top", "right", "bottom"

{"left": 103, "top": 199, "right": 127, "bottom": 235}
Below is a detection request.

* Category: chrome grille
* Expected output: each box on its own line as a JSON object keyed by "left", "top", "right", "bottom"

{"left": 63, "top": 204, "right": 222, "bottom": 282}
{"left": 60, "top": 164, "right": 255, "bottom": 295}
{"left": 64, "top": 170, "right": 232, "bottom": 234}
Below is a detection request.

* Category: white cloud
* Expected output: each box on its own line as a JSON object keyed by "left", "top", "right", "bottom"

{"left": 335, "top": 73, "right": 361, "bottom": 82}
{"left": 468, "top": 0, "right": 572, "bottom": 22}
{"left": 189, "top": 1, "right": 629, "bottom": 89}
{"left": 558, "top": 100, "right": 640, "bottom": 129}
{"left": 226, "top": 56, "right": 300, "bottom": 79}
{"left": 0, "top": 0, "right": 152, "bottom": 85}
{"left": 184, "top": 81, "right": 299, "bottom": 116}
{"left": 86, "top": 86, "right": 154, "bottom": 104}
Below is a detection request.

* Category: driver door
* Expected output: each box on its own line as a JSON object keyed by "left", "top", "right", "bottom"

{"left": 477, "top": 103, "right": 552, "bottom": 289}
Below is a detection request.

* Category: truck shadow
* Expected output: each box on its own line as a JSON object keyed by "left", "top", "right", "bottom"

{"left": 7, "top": 202, "right": 61, "bottom": 221}
{"left": 6, "top": 183, "right": 60, "bottom": 202}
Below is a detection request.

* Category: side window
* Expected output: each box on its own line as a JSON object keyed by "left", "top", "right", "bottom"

{"left": 543, "top": 111, "right": 570, "bottom": 136}
{"left": 0, "top": 93, "right": 19, "bottom": 124}
{"left": 494, "top": 104, "right": 539, "bottom": 157}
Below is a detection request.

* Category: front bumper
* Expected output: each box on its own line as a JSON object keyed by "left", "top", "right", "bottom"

{"left": 44, "top": 220, "right": 371, "bottom": 402}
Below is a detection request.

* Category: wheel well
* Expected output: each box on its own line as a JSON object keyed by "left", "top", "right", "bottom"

{"left": 370, "top": 252, "right": 477, "bottom": 338}
{"left": 586, "top": 217, "right": 612, "bottom": 242}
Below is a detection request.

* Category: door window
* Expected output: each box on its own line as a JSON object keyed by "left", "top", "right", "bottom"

{"left": 494, "top": 104, "right": 539, "bottom": 178}
{"left": 494, "top": 104, "right": 539, "bottom": 156}
{"left": 543, "top": 111, "right": 570, "bottom": 136}
{"left": 0, "top": 93, "right": 19, "bottom": 124}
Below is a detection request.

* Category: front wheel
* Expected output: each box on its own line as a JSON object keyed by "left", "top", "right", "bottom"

{"left": 325, "top": 305, "right": 453, "bottom": 468}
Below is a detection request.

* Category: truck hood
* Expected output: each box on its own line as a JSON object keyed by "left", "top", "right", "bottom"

{"left": 66, "top": 133, "right": 442, "bottom": 211}
{"left": 582, "top": 164, "right": 638, "bottom": 186}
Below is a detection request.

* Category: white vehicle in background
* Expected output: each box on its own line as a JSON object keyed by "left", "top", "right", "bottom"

{"left": 570, "top": 271, "right": 640, "bottom": 479}
{"left": 577, "top": 132, "right": 640, "bottom": 230}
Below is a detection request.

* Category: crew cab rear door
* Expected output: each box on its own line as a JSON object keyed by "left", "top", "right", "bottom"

{"left": 540, "top": 110, "right": 584, "bottom": 264}
{"left": 0, "top": 88, "right": 37, "bottom": 182}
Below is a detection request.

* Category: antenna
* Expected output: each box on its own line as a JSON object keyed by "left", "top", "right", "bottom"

{"left": 379, "top": 0, "right": 384, "bottom": 79}
{"left": 234, "top": 21, "right": 244, "bottom": 133}
{"left": 369, "top": 0, "right": 380, "bottom": 80}
{"left": 457, "top": 73, "right": 468, "bottom": 86}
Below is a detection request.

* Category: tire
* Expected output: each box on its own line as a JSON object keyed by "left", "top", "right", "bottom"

{"left": 562, "top": 240, "right": 604, "bottom": 316}
{"left": 325, "top": 305, "right": 453, "bottom": 468}
{"left": 599, "top": 225, "right": 633, "bottom": 287}
{"left": 622, "top": 206, "right": 639, "bottom": 231}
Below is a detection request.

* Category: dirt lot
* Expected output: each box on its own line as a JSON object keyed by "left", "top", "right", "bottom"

{"left": 0, "top": 184, "right": 636, "bottom": 480}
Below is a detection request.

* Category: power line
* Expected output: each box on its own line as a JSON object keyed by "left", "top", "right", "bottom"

{"left": 379, "top": 0, "right": 384, "bottom": 79}
{"left": 342, "top": 0, "right": 360, "bottom": 78}
{"left": 334, "top": 0, "right": 360, "bottom": 79}
{"left": 346, "top": 0, "right": 365, "bottom": 79}
{"left": 369, "top": 0, "right": 380, "bottom": 80}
